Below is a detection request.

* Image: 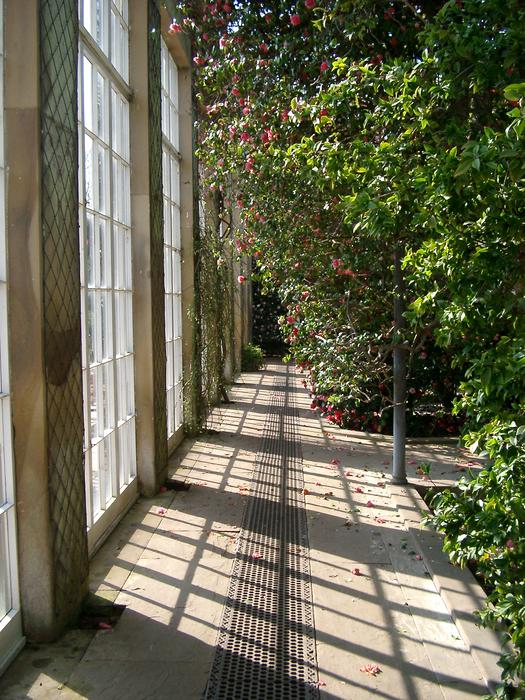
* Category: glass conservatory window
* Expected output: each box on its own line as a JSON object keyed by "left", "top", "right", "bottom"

{"left": 161, "top": 40, "right": 183, "bottom": 438}
{"left": 79, "top": 0, "right": 136, "bottom": 537}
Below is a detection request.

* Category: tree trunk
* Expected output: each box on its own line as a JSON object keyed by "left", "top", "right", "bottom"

{"left": 392, "top": 248, "right": 408, "bottom": 484}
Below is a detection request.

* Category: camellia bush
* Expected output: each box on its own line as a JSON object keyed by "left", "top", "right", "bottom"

{"left": 173, "top": 1, "right": 525, "bottom": 693}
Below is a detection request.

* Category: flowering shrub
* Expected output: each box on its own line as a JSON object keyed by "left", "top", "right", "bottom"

{"left": 175, "top": 0, "right": 525, "bottom": 692}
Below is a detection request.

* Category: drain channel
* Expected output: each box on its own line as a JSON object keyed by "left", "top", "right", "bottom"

{"left": 204, "top": 366, "right": 319, "bottom": 700}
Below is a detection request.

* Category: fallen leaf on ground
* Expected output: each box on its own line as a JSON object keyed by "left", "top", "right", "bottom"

{"left": 315, "top": 481, "right": 322, "bottom": 486}
{"left": 360, "top": 663, "right": 381, "bottom": 676}
{"left": 303, "top": 488, "right": 311, "bottom": 495}
{"left": 377, "top": 481, "right": 385, "bottom": 487}
{"left": 345, "top": 471, "right": 353, "bottom": 477}
{"left": 324, "top": 491, "right": 334, "bottom": 497}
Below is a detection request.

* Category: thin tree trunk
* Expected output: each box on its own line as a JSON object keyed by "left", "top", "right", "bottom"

{"left": 392, "top": 248, "right": 408, "bottom": 484}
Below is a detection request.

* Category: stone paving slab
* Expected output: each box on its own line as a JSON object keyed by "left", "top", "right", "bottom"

{"left": 0, "top": 362, "right": 495, "bottom": 699}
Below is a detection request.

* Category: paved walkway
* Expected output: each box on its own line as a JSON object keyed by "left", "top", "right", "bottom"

{"left": 0, "top": 362, "right": 498, "bottom": 699}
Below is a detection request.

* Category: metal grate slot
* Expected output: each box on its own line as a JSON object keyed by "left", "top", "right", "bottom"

{"left": 205, "top": 367, "right": 319, "bottom": 699}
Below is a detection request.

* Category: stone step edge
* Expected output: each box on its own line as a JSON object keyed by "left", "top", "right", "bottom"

{"left": 387, "top": 481, "right": 505, "bottom": 694}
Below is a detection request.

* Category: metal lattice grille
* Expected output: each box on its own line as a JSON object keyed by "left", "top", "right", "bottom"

{"left": 148, "top": 0, "right": 168, "bottom": 473}
{"left": 40, "top": 0, "right": 89, "bottom": 618}
{"left": 205, "top": 367, "right": 319, "bottom": 699}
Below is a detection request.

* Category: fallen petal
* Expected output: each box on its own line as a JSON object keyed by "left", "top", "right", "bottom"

{"left": 98, "top": 622, "right": 113, "bottom": 630}
{"left": 330, "top": 458, "right": 341, "bottom": 465}
{"left": 366, "top": 500, "right": 374, "bottom": 507}
{"left": 156, "top": 507, "right": 167, "bottom": 516}
{"left": 355, "top": 486, "right": 364, "bottom": 493}
{"left": 360, "top": 663, "right": 381, "bottom": 676}
{"left": 303, "top": 488, "right": 311, "bottom": 495}
{"left": 252, "top": 552, "right": 263, "bottom": 560}
{"left": 351, "top": 567, "right": 361, "bottom": 576}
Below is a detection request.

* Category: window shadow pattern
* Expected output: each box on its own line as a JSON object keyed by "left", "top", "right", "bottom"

{"left": 205, "top": 367, "right": 320, "bottom": 699}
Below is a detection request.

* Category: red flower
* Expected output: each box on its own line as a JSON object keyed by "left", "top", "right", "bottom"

{"left": 320, "top": 61, "right": 329, "bottom": 72}
{"left": 237, "top": 275, "right": 246, "bottom": 283}
{"left": 305, "top": 0, "right": 316, "bottom": 7}
{"left": 290, "top": 14, "right": 301, "bottom": 26}
{"left": 259, "top": 42, "right": 269, "bottom": 54}
{"left": 193, "top": 56, "right": 206, "bottom": 66}
{"left": 332, "top": 258, "right": 341, "bottom": 269}
{"left": 231, "top": 87, "right": 241, "bottom": 97}
{"left": 169, "top": 22, "right": 182, "bottom": 33}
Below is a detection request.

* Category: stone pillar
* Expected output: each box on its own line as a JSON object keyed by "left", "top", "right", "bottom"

{"left": 130, "top": 0, "right": 169, "bottom": 495}
{"left": 6, "top": 0, "right": 88, "bottom": 640}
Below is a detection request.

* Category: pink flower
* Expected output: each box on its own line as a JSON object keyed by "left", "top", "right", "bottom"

{"left": 264, "top": 12, "right": 273, "bottom": 24}
{"left": 238, "top": 275, "right": 246, "bottom": 283}
{"left": 193, "top": 56, "right": 206, "bottom": 66}
{"left": 245, "top": 157, "right": 255, "bottom": 172}
{"left": 157, "top": 507, "right": 167, "bottom": 516}
{"left": 240, "top": 131, "right": 250, "bottom": 142}
{"left": 242, "top": 107, "right": 250, "bottom": 115}
{"left": 259, "top": 42, "right": 269, "bottom": 54}
{"left": 219, "top": 35, "right": 228, "bottom": 49}
{"left": 320, "top": 61, "right": 329, "bottom": 72}
{"left": 360, "top": 664, "right": 381, "bottom": 676}
{"left": 506, "top": 539, "right": 515, "bottom": 549}
{"left": 332, "top": 258, "right": 341, "bottom": 269}
{"left": 231, "top": 87, "right": 241, "bottom": 97}
{"left": 290, "top": 14, "right": 301, "bottom": 26}
{"left": 169, "top": 22, "right": 182, "bottom": 33}
{"left": 286, "top": 315, "right": 295, "bottom": 324}
{"left": 305, "top": 0, "right": 316, "bottom": 7}
{"left": 228, "top": 126, "right": 237, "bottom": 138}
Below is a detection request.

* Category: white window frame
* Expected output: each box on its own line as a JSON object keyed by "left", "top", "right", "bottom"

{"left": 161, "top": 40, "right": 184, "bottom": 439}
{"left": 0, "top": 1, "right": 24, "bottom": 673}
{"left": 79, "top": 0, "right": 137, "bottom": 551}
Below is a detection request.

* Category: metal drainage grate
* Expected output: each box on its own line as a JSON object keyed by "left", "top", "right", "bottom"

{"left": 204, "top": 366, "right": 319, "bottom": 699}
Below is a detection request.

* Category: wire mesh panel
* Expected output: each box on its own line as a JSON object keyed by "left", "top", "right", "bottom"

{"left": 0, "top": 0, "right": 23, "bottom": 668}
{"left": 78, "top": 0, "right": 136, "bottom": 534}
{"left": 205, "top": 366, "right": 320, "bottom": 699}
{"left": 161, "top": 39, "right": 183, "bottom": 439}
{"left": 41, "top": 0, "right": 89, "bottom": 622}
{"left": 147, "top": 0, "right": 168, "bottom": 475}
